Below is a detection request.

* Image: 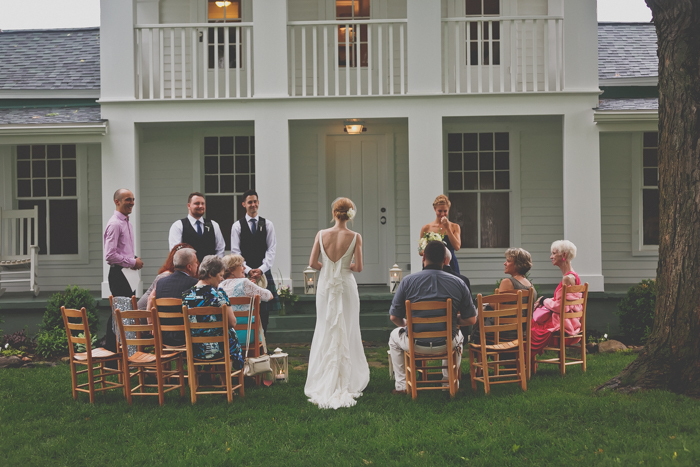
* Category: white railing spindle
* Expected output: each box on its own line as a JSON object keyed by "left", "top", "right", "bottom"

{"left": 323, "top": 26, "right": 329, "bottom": 96}
{"left": 532, "top": 20, "right": 538, "bottom": 92}
{"left": 389, "top": 24, "right": 394, "bottom": 95}
{"left": 543, "top": 19, "right": 549, "bottom": 92}
{"left": 246, "top": 27, "right": 251, "bottom": 97}
{"left": 356, "top": 22, "right": 361, "bottom": 95}
{"left": 290, "top": 28, "right": 296, "bottom": 96}
{"left": 400, "top": 23, "right": 405, "bottom": 94}
{"left": 181, "top": 29, "right": 186, "bottom": 98}
{"left": 312, "top": 26, "right": 318, "bottom": 97}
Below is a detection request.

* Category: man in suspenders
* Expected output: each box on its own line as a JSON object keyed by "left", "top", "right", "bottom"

{"left": 168, "top": 192, "right": 225, "bottom": 263}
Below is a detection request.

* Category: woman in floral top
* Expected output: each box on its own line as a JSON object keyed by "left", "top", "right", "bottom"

{"left": 182, "top": 255, "right": 244, "bottom": 370}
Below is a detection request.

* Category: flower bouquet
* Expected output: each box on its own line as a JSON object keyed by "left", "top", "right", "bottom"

{"left": 418, "top": 231, "right": 445, "bottom": 254}
{"left": 276, "top": 284, "right": 298, "bottom": 316}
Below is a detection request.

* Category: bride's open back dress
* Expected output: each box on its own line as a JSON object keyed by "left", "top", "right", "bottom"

{"left": 304, "top": 231, "right": 370, "bottom": 409}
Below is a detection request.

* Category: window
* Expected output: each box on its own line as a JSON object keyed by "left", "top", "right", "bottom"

{"left": 447, "top": 132, "right": 510, "bottom": 249}
{"left": 203, "top": 135, "right": 255, "bottom": 250}
{"left": 642, "top": 132, "right": 659, "bottom": 246}
{"left": 15, "top": 144, "right": 79, "bottom": 255}
{"left": 465, "top": 0, "right": 500, "bottom": 66}
{"left": 337, "top": 0, "right": 370, "bottom": 68}
{"left": 206, "top": 0, "right": 242, "bottom": 69}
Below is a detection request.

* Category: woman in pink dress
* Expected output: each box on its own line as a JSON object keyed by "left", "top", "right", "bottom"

{"left": 530, "top": 240, "right": 583, "bottom": 364}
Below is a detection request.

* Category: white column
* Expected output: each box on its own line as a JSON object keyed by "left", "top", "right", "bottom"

{"left": 100, "top": 116, "right": 141, "bottom": 297}
{"left": 563, "top": 109, "right": 604, "bottom": 291}
{"left": 252, "top": 0, "right": 288, "bottom": 97}
{"left": 408, "top": 112, "right": 443, "bottom": 275}
{"left": 100, "top": 0, "right": 136, "bottom": 100}
{"left": 562, "top": 0, "right": 598, "bottom": 91}
{"left": 254, "top": 113, "right": 291, "bottom": 287}
{"left": 406, "top": 0, "right": 442, "bottom": 94}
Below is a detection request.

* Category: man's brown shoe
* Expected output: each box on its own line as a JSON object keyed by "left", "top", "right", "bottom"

{"left": 391, "top": 389, "right": 407, "bottom": 395}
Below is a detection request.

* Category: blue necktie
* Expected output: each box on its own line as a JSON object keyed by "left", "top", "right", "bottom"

{"left": 196, "top": 220, "right": 203, "bottom": 236}
{"left": 250, "top": 218, "right": 257, "bottom": 236}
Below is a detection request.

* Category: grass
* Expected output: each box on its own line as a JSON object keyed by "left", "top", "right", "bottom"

{"left": 1, "top": 347, "right": 699, "bottom": 466}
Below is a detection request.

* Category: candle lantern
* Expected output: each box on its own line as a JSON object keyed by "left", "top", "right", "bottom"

{"left": 389, "top": 264, "right": 403, "bottom": 294}
{"left": 303, "top": 266, "right": 318, "bottom": 295}
{"left": 270, "top": 347, "right": 289, "bottom": 383}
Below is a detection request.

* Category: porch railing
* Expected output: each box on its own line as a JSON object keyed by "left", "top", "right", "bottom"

{"left": 134, "top": 23, "right": 254, "bottom": 100}
{"left": 441, "top": 16, "right": 564, "bottom": 94}
{"left": 287, "top": 19, "right": 407, "bottom": 97}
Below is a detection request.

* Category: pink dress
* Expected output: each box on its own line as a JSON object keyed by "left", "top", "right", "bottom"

{"left": 530, "top": 271, "right": 582, "bottom": 359}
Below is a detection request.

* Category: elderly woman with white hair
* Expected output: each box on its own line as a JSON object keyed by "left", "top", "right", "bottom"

{"left": 530, "top": 240, "right": 584, "bottom": 364}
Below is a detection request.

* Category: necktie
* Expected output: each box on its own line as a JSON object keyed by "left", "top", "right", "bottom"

{"left": 251, "top": 218, "right": 257, "bottom": 236}
{"left": 196, "top": 220, "right": 203, "bottom": 236}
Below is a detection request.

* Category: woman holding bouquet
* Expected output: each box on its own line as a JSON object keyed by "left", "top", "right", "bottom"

{"left": 420, "top": 195, "right": 462, "bottom": 274}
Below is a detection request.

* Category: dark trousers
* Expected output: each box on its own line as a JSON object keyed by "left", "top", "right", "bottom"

{"left": 106, "top": 266, "right": 134, "bottom": 358}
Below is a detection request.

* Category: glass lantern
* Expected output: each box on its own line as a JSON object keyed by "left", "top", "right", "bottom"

{"left": 303, "top": 266, "right": 318, "bottom": 295}
{"left": 270, "top": 347, "right": 289, "bottom": 383}
{"left": 389, "top": 264, "right": 403, "bottom": 294}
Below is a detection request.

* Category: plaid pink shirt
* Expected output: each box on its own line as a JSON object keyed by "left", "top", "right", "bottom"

{"left": 103, "top": 210, "right": 136, "bottom": 268}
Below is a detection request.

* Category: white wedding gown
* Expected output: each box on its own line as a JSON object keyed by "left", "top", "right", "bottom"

{"left": 304, "top": 231, "right": 370, "bottom": 409}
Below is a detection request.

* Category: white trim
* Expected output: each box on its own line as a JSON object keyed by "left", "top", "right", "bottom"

{"left": 630, "top": 132, "right": 659, "bottom": 257}
{"left": 0, "top": 90, "right": 100, "bottom": 99}
{"left": 594, "top": 111, "right": 658, "bottom": 123}
{"left": 0, "top": 123, "right": 108, "bottom": 136}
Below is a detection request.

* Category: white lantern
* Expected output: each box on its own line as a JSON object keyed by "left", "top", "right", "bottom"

{"left": 303, "top": 266, "right": 318, "bottom": 295}
{"left": 389, "top": 264, "right": 403, "bottom": 294}
{"left": 270, "top": 347, "right": 289, "bottom": 383}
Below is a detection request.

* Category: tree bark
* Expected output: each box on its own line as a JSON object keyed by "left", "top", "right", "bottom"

{"left": 598, "top": 0, "right": 700, "bottom": 398}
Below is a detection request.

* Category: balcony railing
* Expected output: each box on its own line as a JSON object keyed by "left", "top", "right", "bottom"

{"left": 287, "top": 19, "right": 407, "bottom": 97}
{"left": 134, "top": 23, "right": 254, "bottom": 100}
{"left": 442, "top": 16, "right": 564, "bottom": 94}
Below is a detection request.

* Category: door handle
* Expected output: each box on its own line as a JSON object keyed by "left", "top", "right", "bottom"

{"left": 380, "top": 216, "right": 386, "bottom": 225}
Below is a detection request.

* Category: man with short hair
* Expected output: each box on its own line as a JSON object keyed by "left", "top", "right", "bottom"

{"left": 152, "top": 248, "right": 199, "bottom": 346}
{"left": 168, "top": 192, "right": 225, "bottom": 263}
{"left": 230, "top": 189, "right": 279, "bottom": 334}
{"left": 388, "top": 240, "right": 477, "bottom": 394}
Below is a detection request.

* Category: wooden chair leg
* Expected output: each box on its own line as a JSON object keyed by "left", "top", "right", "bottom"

{"left": 70, "top": 362, "right": 78, "bottom": 400}
{"left": 87, "top": 363, "right": 96, "bottom": 404}
{"left": 178, "top": 356, "right": 185, "bottom": 398}
{"left": 99, "top": 362, "right": 106, "bottom": 389}
{"left": 469, "top": 349, "right": 477, "bottom": 392}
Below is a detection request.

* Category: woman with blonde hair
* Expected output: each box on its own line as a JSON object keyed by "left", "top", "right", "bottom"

{"left": 420, "top": 194, "right": 462, "bottom": 274}
{"left": 304, "top": 197, "right": 370, "bottom": 409}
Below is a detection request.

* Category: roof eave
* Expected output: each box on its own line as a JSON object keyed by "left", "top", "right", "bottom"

{"left": 0, "top": 121, "right": 108, "bottom": 136}
{"left": 0, "top": 89, "right": 100, "bottom": 99}
{"left": 599, "top": 77, "right": 658, "bottom": 87}
{"left": 593, "top": 110, "right": 658, "bottom": 123}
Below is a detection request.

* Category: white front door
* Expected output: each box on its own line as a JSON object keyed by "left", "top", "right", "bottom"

{"left": 327, "top": 135, "right": 393, "bottom": 284}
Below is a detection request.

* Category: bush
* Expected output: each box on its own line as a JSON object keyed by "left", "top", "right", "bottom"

{"left": 35, "top": 328, "right": 69, "bottom": 359}
{"left": 2, "top": 329, "right": 36, "bottom": 353}
{"left": 617, "top": 279, "right": 656, "bottom": 345}
{"left": 43, "top": 286, "right": 99, "bottom": 336}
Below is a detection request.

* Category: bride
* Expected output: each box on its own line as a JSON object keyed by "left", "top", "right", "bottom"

{"left": 304, "top": 197, "right": 370, "bottom": 409}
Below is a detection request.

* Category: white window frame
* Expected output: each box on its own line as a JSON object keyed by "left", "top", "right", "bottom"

{"left": 11, "top": 144, "right": 89, "bottom": 264}
{"left": 631, "top": 132, "right": 659, "bottom": 256}
{"left": 443, "top": 123, "right": 521, "bottom": 259}
{"left": 201, "top": 0, "right": 251, "bottom": 71}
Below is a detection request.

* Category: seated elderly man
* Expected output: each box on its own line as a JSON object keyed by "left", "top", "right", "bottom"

{"left": 388, "top": 240, "right": 478, "bottom": 394}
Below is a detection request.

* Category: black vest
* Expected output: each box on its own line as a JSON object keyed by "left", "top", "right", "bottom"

{"left": 154, "top": 271, "right": 198, "bottom": 346}
{"left": 180, "top": 217, "right": 216, "bottom": 263}
{"left": 238, "top": 216, "right": 268, "bottom": 269}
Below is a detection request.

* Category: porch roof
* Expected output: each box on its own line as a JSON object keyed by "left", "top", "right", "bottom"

{"left": 596, "top": 98, "right": 658, "bottom": 111}
{"left": 0, "top": 104, "right": 102, "bottom": 125}
{"left": 598, "top": 22, "right": 657, "bottom": 82}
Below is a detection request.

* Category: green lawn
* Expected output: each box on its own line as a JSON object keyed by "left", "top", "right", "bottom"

{"left": 1, "top": 348, "right": 698, "bottom": 466}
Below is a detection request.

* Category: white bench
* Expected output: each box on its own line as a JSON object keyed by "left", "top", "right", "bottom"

{"left": 0, "top": 206, "right": 40, "bottom": 297}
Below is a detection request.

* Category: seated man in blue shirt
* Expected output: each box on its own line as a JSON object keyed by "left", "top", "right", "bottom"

{"left": 388, "top": 240, "right": 478, "bottom": 394}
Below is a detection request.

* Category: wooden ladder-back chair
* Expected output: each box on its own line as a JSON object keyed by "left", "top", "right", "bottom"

{"left": 534, "top": 283, "right": 589, "bottom": 376}
{"left": 469, "top": 291, "right": 527, "bottom": 395}
{"left": 61, "top": 306, "right": 124, "bottom": 403}
{"left": 230, "top": 295, "right": 263, "bottom": 386}
{"left": 182, "top": 304, "right": 245, "bottom": 403}
{"left": 153, "top": 297, "right": 188, "bottom": 354}
{"left": 494, "top": 287, "right": 536, "bottom": 381}
{"left": 0, "top": 206, "right": 40, "bottom": 297}
{"left": 404, "top": 299, "right": 460, "bottom": 400}
{"left": 114, "top": 308, "right": 185, "bottom": 406}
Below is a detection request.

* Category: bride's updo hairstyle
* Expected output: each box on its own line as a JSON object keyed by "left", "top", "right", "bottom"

{"left": 332, "top": 197, "right": 355, "bottom": 221}
{"left": 433, "top": 194, "right": 451, "bottom": 208}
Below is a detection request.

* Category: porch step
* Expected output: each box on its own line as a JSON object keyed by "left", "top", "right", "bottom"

{"left": 265, "top": 312, "right": 394, "bottom": 344}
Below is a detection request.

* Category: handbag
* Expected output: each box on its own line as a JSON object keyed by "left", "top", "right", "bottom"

{"left": 243, "top": 296, "right": 272, "bottom": 377}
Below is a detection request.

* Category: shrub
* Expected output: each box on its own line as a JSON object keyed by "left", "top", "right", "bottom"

{"left": 43, "top": 286, "right": 99, "bottom": 336}
{"left": 35, "top": 328, "right": 69, "bottom": 359}
{"left": 2, "top": 329, "right": 36, "bottom": 353}
{"left": 617, "top": 279, "right": 656, "bottom": 345}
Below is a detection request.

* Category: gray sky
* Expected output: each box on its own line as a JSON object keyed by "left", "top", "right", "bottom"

{"left": 0, "top": 0, "right": 652, "bottom": 30}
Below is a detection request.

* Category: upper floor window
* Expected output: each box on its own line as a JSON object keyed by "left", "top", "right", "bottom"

{"left": 447, "top": 132, "right": 510, "bottom": 249}
{"left": 337, "top": 0, "right": 370, "bottom": 68}
{"left": 465, "top": 0, "right": 500, "bottom": 66}
{"left": 207, "top": 0, "right": 242, "bottom": 69}
{"left": 642, "top": 132, "right": 659, "bottom": 246}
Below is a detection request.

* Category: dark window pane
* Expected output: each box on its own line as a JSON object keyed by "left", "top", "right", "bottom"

{"left": 481, "top": 192, "right": 509, "bottom": 248}
{"left": 205, "top": 175, "right": 218, "bottom": 193}
{"left": 448, "top": 153, "right": 462, "bottom": 171}
{"left": 33, "top": 179, "right": 46, "bottom": 197}
{"left": 250, "top": 176, "right": 255, "bottom": 190}
{"left": 464, "top": 172, "right": 479, "bottom": 190}
{"left": 250, "top": 136, "right": 255, "bottom": 154}
{"left": 250, "top": 155, "right": 255, "bottom": 173}
{"left": 643, "top": 132, "right": 658, "bottom": 148}
{"left": 463, "top": 133, "right": 478, "bottom": 151}
{"left": 17, "top": 180, "right": 31, "bottom": 197}
{"left": 449, "top": 192, "right": 478, "bottom": 248}
{"left": 62, "top": 160, "right": 76, "bottom": 177}
{"left": 235, "top": 155, "right": 250, "bottom": 173}
{"left": 483, "top": 22, "right": 491, "bottom": 40}
{"left": 205, "top": 195, "right": 234, "bottom": 251}
{"left": 63, "top": 179, "right": 77, "bottom": 196}
{"left": 469, "top": 41, "right": 478, "bottom": 66}
{"left": 18, "top": 200, "right": 46, "bottom": 255}
{"left": 469, "top": 24, "right": 478, "bottom": 41}
{"left": 17, "top": 161, "right": 31, "bottom": 178}
{"left": 47, "top": 145, "right": 61, "bottom": 159}
{"left": 220, "top": 155, "right": 234, "bottom": 174}
{"left": 447, "top": 133, "right": 462, "bottom": 152}
{"left": 220, "top": 175, "right": 234, "bottom": 193}
{"left": 464, "top": 153, "right": 478, "bottom": 170}
{"left": 495, "top": 132, "right": 508, "bottom": 150}
{"left": 220, "top": 137, "right": 234, "bottom": 155}
{"left": 32, "top": 160, "right": 46, "bottom": 178}
{"left": 62, "top": 145, "right": 76, "bottom": 158}
{"left": 484, "top": 0, "right": 499, "bottom": 15}
{"left": 49, "top": 200, "right": 78, "bottom": 254}
{"left": 495, "top": 152, "right": 509, "bottom": 169}
{"left": 47, "top": 179, "right": 62, "bottom": 197}
{"left": 643, "top": 148, "right": 658, "bottom": 167}
{"left": 235, "top": 175, "right": 250, "bottom": 193}
{"left": 32, "top": 145, "right": 46, "bottom": 159}
{"left": 480, "top": 172, "right": 494, "bottom": 190}
{"left": 17, "top": 145, "right": 30, "bottom": 159}
{"left": 495, "top": 171, "right": 509, "bottom": 189}
{"left": 358, "top": 0, "right": 370, "bottom": 17}
{"left": 483, "top": 43, "right": 491, "bottom": 65}
{"left": 492, "top": 42, "right": 500, "bottom": 65}
{"left": 492, "top": 21, "right": 500, "bottom": 39}
{"left": 479, "top": 152, "right": 493, "bottom": 170}
{"left": 465, "top": 0, "right": 481, "bottom": 16}
{"left": 204, "top": 156, "right": 218, "bottom": 174}
{"left": 479, "top": 133, "right": 493, "bottom": 150}
{"left": 643, "top": 168, "right": 658, "bottom": 187}
{"left": 235, "top": 136, "right": 250, "bottom": 154}
{"left": 47, "top": 160, "right": 61, "bottom": 177}
{"left": 643, "top": 189, "right": 659, "bottom": 245}
{"left": 448, "top": 172, "right": 462, "bottom": 190}
{"left": 204, "top": 137, "right": 218, "bottom": 155}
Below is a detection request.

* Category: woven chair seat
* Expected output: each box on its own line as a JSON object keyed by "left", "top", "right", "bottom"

{"left": 73, "top": 347, "right": 118, "bottom": 361}
{"left": 469, "top": 339, "right": 519, "bottom": 351}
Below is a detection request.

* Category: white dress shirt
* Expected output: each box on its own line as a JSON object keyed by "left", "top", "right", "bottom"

{"left": 230, "top": 214, "right": 276, "bottom": 274}
{"left": 168, "top": 214, "right": 225, "bottom": 257}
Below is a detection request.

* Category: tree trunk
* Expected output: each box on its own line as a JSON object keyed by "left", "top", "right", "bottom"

{"left": 598, "top": 0, "right": 700, "bottom": 398}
